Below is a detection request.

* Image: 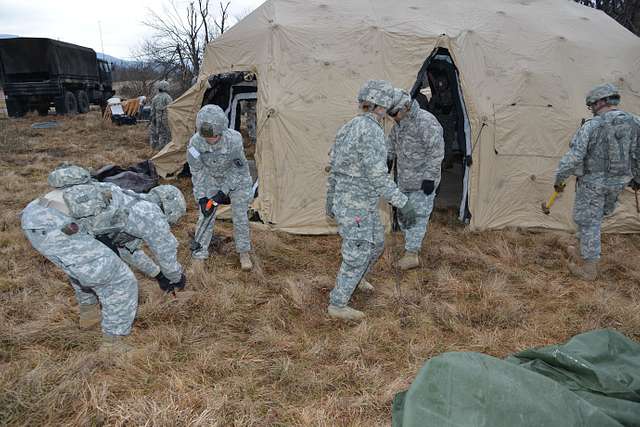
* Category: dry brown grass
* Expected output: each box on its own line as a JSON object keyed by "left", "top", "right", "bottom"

{"left": 1, "top": 112, "right": 639, "bottom": 426}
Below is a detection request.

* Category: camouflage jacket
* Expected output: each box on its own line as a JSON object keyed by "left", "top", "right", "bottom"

{"left": 387, "top": 100, "right": 445, "bottom": 191}
{"left": 64, "top": 183, "right": 182, "bottom": 282}
{"left": 327, "top": 112, "right": 407, "bottom": 214}
{"left": 186, "top": 129, "right": 252, "bottom": 200}
{"left": 556, "top": 109, "right": 640, "bottom": 188}
{"left": 21, "top": 192, "right": 120, "bottom": 271}
{"left": 150, "top": 92, "right": 172, "bottom": 125}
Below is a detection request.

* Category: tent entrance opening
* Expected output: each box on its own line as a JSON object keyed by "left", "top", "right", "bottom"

{"left": 411, "top": 47, "right": 471, "bottom": 222}
{"left": 201, "top": 71, "right": 258, "bottom": 198}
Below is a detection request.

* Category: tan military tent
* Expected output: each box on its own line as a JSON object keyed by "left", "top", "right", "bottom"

{"left": 153, "top": 0, "right": 640, "bottom": 234}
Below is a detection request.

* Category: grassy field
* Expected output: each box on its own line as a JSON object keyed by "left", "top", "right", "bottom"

{"left": 0, "top": 112, "right": 639, "bottom": 426}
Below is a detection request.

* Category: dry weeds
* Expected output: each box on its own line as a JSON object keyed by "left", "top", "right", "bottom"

{"left": 0, "top": 112, "right": 639, "bottom": 426}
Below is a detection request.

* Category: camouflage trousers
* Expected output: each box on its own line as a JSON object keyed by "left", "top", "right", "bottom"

{"left": 398, "top": 190, "right": 436, "bottom": 253}
{"left": 329, "top": 209, "right": 384, "bottom": 308}
{"left": 149, "top": 121, "right": 171, "bottom": 151}
{"left": 25, "top": 230, "right": 138, "bottom": 336}
{"left": 192, "top": 187, "right": 253, "bottom": 259}
{"left": 573, "top": 179, "right": 623, "bottom": 261}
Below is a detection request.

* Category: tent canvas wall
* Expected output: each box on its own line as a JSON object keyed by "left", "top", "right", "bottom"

{"left": 152, "top": 0, "right": 640, "bottom": 234}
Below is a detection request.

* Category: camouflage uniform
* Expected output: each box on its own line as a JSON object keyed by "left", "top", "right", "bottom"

{"left": 149, "top": 81, "right": 172, "bottom": 150}
{"left": 327, "top": 81, "right": 408, "bottom": 308}
{"left": 21, "top": 191, "right": 138, "bottom": 336}
{"left": 388, "top": 98, "right": 444, "bottom": 253}
{"left": 86, "top": 184, "right": 185, "bottom": 284}
{"left": 187, "top": 105, "right": 253, "bottom": 259}
{"left": 555, "top": 89, "right": 640, "bottom": 261}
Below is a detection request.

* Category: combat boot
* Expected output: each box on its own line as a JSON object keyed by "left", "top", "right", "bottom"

{"left": 398, "top": 251, "right": 419, "bottom": 271}
{"left": 327, "top": 304, "right": 365, "bottom": 321}
{"left": 568, "top": 260, "right": 598, "bottom": 281}
{"left": 239, "top": 252, "right": 253, "bottom": 271}
{"left": 566, "top": 245, "right": 580, "bottom": 262}
{"left": 78, "top": 304, "right": 100, "bottom": 330}
{"left": 357, "top": 278, "right": 375, "bottom": 293}
{"left": 99, "top": 335, "right": 133, "bottom": 353}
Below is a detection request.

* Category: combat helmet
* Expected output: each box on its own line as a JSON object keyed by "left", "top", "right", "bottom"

{"left": 47, "top": 164, "right": 92, "bottom": 189}
{"left": 196, "top": 104, "right": 228, "bottom": 138}
{"left": 585, "top": 83, "right": 620, "bottom": 106}
{"left": 357, "top": 80, "right": 395, "bottom": 109}
{"left": 388, "top": 88, "right": 412, "bottom": 116}
{"left": 149, "top": 185, "right": 186, "bottom": 224}
{"left": 156, "top": 80, "right": 170, "bottom": 92}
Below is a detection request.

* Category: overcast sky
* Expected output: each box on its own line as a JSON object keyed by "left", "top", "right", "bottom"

{"left": 0, "top": 0, "right": 266, "bottom": 59}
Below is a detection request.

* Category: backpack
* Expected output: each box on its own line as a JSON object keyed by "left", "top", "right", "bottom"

{"left": 62, "top": 184, "right": 110, "bottom": 218}
{"left": 598, "top": 111, "right": 639, "bottom": 177}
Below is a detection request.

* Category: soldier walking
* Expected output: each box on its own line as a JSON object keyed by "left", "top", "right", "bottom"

{"left": 554, "top": 84, "right": 640, "bottom": 280}
{"left": 387, "top": 88, "right": 444, "bottom": 270}
{"left": 149, "top": 80, "right": 173, "bottom": 151}
{"left": 325, "top": 80, "right": 417, "bottom": 321}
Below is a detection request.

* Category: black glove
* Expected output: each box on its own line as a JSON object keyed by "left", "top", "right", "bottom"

{"left": 398, "top": 200, "right": 417, "bottom": 228}
{"left": 173, "top": 274, "right": 186, "bottom": 291}
{"left": 421, "top": 180, "right": 435, "bottom": 195}
{"left": 553, "top": 182, "right": 565, "bottom": 193}
{"left": 198, "top": 197, "right": 215, "bottom": 216}
{"left": 96, "top": 234, "right": 120, "bottom": 255}
{"left": 630, "top": 179, "right": 640, "bottom": 191}
{"left": 155, "top": 272, "right": 186, "bottom": 293}
{"left": 211, "top": 190, "right": 231, "bottom": 205}
{"left": 155, "top": 272, "right": 173, "bottom": 292}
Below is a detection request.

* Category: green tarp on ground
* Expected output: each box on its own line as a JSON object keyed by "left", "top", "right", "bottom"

{"left": 392, "top": 330, "right": 640, "bottom": 427}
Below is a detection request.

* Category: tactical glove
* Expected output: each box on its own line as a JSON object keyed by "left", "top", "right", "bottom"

{"left": 553, "top": 182, "right": 565, "bottom": 193}
{"left": 155, "top": 272, "right": 173, "bottom": 292}
{"left": 421, "top": 180, "right": 435, "bottom": 196}
{"left": 173, "top": 274, "right": 186, "bottom": 291}
{"left": 211, "top": 190, "right": 231, "bottom": 205}
{"left": 629, "top": 179, "right": 640, "bottom": 191}
{"left": 399, "top": 200, "right": 417, "bottom": 228}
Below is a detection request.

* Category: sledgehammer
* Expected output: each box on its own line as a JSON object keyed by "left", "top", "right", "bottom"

{"left": 190, "top": 200, "right": 218, "bottom": 253}
{"left": 541, "top": 183, "right": 565, "bottom": 215}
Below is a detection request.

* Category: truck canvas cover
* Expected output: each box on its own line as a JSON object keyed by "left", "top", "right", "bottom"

{"left": 0, "top": 38, "right": 98, "bottom": 81}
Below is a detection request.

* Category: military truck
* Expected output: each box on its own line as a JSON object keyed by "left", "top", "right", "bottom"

{"left": 0, "top": 38, "right": 115, "bottom": 117}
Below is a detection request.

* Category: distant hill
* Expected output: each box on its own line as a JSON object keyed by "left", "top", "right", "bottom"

{"left": 0, "top": 34, "right": 19, "bottom": 39}
{"left": 96, "top": 52, "right": 140, "bottom": 69}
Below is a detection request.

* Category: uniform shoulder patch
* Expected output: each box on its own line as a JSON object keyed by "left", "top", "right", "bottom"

{"left": 188, "top": 146, "right": 201, "bottom": 159}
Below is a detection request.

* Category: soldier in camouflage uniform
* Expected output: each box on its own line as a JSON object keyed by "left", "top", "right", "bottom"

{"left": 187, "top": 104, "right": 254, "bottom": 271}
{"left": 22, "top": 165, "right": 188, "bottom": 351}
{"left": 149, "top": 80, "right": 173, "bottom": 151}
{"left": 326, "top": 80, "right": 417, "bottom": 321}
{"left": 21, "top": 166, "right": 137, "bottom": 351}
{"left": 554, "top": 84, "right": 640, "bottom": 280}
{"left": 387, "top": 89, "right": 444, "bottom": 270}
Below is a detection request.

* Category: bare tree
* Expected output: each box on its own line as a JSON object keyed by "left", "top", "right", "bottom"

{"left": 139, "top": 0, "right": 233, "bottom": 95}
{"left": 112, "top": 63, "right": 163, "bottom": 99}
{"left": 574, "top": 0, "right": 640, "bottom": 35}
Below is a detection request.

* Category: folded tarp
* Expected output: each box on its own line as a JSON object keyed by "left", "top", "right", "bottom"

{"left": 93, "top": 160, "right": 159, "bottom": 193}
{"left": 393, "top": 329, "right": 640, "bottom": 427}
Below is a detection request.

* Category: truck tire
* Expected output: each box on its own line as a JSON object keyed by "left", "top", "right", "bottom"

{"left": 37, "top": 104, "right": 50, "bottom": 116}
{"left": 6, "top": 98, "right": 27, "bottom": 117}
{"left": 76, "top": 90, "right": 90, "bottom": 113}
{"left": 63, "top": 91, "right": 78, "bottom": 115}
